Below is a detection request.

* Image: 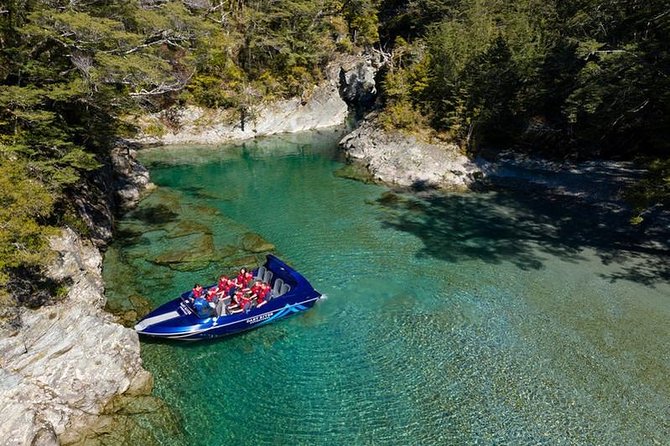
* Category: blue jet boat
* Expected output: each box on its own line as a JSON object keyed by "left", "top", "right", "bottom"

{"left": 134, "top": 255, "right": 321, "bottom": 340}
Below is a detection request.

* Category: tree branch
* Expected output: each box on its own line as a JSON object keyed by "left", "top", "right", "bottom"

{"left": 128, "top": 72, "right": 194, "bottom": 97}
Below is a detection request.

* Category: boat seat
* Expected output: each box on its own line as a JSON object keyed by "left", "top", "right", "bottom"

{"left": 280, "top": 283, "right": 290, "bottom": 296}
{"left": 255, "top": 266, "right": 266, "bottom": 281}
{"left": 263, "top": 270, "right": 273, "bottom": 284}
{"left": 272, "top": 278, "right": 284, "bottom": 296}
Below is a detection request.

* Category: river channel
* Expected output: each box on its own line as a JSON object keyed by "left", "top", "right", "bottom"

{"left": 103, "top": 130, "right": 669, "bottom": 445}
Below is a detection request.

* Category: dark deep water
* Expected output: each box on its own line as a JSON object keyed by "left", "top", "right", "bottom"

{"left": 104, "top": 131, "right": 670, "bottom": 445}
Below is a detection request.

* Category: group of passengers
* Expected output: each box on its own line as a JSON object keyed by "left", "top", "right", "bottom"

{"left": 189, "top": 268, "right": 272, "bottom": 317}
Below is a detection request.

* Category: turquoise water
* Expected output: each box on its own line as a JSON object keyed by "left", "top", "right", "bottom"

{"left": 104, "top": 131, "right": 670, "bottom": 445}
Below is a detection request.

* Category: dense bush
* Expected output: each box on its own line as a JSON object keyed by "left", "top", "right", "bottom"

{"left": 378, "top": 0, "right": 669, "bottom": 159}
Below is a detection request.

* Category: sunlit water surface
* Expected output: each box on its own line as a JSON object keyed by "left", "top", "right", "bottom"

{"left": 103, "top": 131, "right": 669, "bottom": 445}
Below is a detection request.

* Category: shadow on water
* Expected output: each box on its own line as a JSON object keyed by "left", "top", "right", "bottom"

{"left": 375, "top": 185, "right": 670, "bottom": 286}
{"left": 138, "top": 324, "right": 290, "bottom": 348}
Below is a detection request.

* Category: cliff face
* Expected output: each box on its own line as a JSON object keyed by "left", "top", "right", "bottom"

{"left": 135, "top": 54, "right": 379, "bottom": 145}
{"left": 0, "top": 145, "right": 155, "bottom": 445}
{"left": 0, "top": 228, "right": 152, "bottom": 446}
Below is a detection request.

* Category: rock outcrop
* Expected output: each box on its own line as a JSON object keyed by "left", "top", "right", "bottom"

{"left": 0, "top": 229, "right": 152, "bottom": 445}
{"left": 110, "top": 146, "right": 154, "bottom": 212}
{"left": 339, "top": 115, "right": 484, "bottom": 190}
{"left": 135, "top": 54, "right": 380, "bottom": 145}
{"left": 70, "top": 144, "right": 154, "bottom": 247}
{"left": 337, "top": 53, "right": 379, "bottom": 117}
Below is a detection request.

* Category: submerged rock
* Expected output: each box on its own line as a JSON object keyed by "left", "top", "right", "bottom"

{"left": 334, "top": 162, "right": 376, "bottom": 184}
{"left": 340, "top": 115, "right": 484, "bottom": 190}
{"left": 152, "top": 232, "right": 215, "bottom": 265}
{"left": 0, "top": 228, "right": 153, "bottom": 445}
{"left": 60, "top": 393, "right": 182, "bottom": 446}
{"left": 106, "top": 294, "right": 153, "bottom": 328}
{"left": 165, "top": 219, "right": 212, "bottom": 239}
{"left": 241, "top": 232, "right": 275, "bottom": 253}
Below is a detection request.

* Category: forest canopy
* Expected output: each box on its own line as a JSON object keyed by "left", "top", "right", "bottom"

{"left": 377, "top": 0, "right": 669, "bottom": 159}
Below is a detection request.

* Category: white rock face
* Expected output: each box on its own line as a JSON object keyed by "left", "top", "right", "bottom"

{"left": 340, "top": 116, "right": 484, "bottom": 190}
{"left": 0, "top": 229, "right": 151, "bottom": 445}
{"left": 138, "top": 79, "right": 348, "bottom": 145}
{"left": 134, "top": 54, "right": 382, "bottom": 146}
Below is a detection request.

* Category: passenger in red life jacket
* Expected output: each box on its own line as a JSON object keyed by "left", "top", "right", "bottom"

{"left": 256, "top": 283, "right": 271, "bottom": 305}
{"left": 234, "top": 289, "right": 244, "bottom": 306}
{"left": 192, "top": 284, "right": 204, "bottom": 299}
{"left": 260, "top": 283, "right": 271, "bottom": 300}
{"left": 216, "top": 275, "right": 231, "bottom": 297}
{"left": 237, "top": 268, "right": 253, "bottom": 288}
{"left": 206, "top": 288, "right": 217, "bottom": 302}
{"left": 217, "top": 275, "right": 228, "bottom": 291}
{"left": 250, "top": 281, "right": 262, "bottom": 297}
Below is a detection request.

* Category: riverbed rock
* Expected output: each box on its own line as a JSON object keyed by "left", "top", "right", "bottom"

{"left": 241, "top": 232, "right": 275, "bottom": 253}
{"left": 0, "top": 228, "right": 152, "bottom": 445}
{"left": 152, "top": 232, "right": 215, "bottom": 265}
{"left": 165, "top": 219, "right": 212, "bottom": 239}
{"left": 339, "top": 115, "right": 483, "bottom": 190}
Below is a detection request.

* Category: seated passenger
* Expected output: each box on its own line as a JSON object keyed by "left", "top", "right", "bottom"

{"left": 260, "top": 283, "right": 271, "bottom": 300}
{"left": 256, "top": 284, "right": 269, "bottom": 306}
{"left": 217, "top": 275, "right": 228, "bottom": 292}
{"left": 206, "top": 288, "right": 218, "bottom": 302}
{"left": 192, "top": 283, "right": 204, "bottom": 299}
{"left": 233, "top": 289, "right": 244, "bottom": 306}
{"left": 250, "top": 281, "right": 262, "bottom": 297}
{"left": 237, "top": 268, "right": 253, "bottom": 288}
{"left": 227, "top": 277, "right": 237, "bottom": 292}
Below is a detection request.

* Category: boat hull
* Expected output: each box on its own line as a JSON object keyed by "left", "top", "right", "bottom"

{"left": 135, "top": 255, "right": 321, "bottom": 341}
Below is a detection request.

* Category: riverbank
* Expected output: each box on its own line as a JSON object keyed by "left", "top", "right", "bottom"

{"left": 0, "top": 146, "right": 158, "bottom": 445}
{"left": 0, "top": 228, "right": 152, "bottom": 445}
{"left": 132, "top": 54, "right": 378, "bottom": 146}
{"left": 339, "top": 114, "right": 484, "bottom": 190}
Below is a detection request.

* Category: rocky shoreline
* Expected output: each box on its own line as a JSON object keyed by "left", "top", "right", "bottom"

{"left": 339, "top": 114, "right": 484, "bottom": 190}
{"left": 0, "top": 228, "right": 153, "bottom": 445}
{"left": 0, "top": 146, "right": 157, "bottom": 445}
{"left": 134, "top": 54, "right": 378, "bottom": 146}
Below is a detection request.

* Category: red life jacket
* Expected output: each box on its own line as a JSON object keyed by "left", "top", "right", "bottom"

{"left": 193, "top": 287, "right": 203, "bottom": 298}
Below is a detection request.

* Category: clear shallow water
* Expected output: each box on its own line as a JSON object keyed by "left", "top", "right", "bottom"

{"left": 104, "top": 131, "right": 670, "bottom": 445}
